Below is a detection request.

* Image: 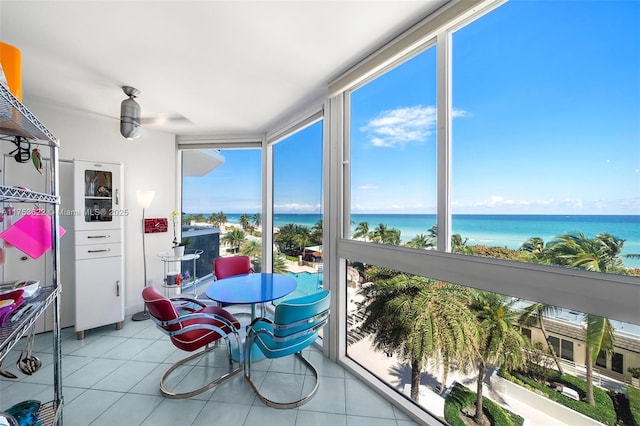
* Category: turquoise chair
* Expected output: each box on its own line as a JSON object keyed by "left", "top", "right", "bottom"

{"left": 244, "top": 290, "right": 331, "bottom": 408}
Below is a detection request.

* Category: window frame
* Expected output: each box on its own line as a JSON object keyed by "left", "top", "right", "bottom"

{"left": 325, "top": 0, "right": 640, "bottom": 422}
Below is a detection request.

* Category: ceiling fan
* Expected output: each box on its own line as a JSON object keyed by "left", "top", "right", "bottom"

{"left": 119, "top": 85, "right": 189, "bottom": 140}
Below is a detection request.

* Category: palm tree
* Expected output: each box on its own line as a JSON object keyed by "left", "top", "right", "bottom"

{"left": 240, "top": 239, "right": 261, "bottom": 261}
{"left": 427, "top": 225, "right": 438, "bottom": 247}
{"left": 221, "top": 228, "right": 246, "bottom": 253}
{"left": 584, "top": 314, "right": 615, "bottom": 405}
{"left": 274, "top": 223, "right": 306, "bottom": 253}
{"left": 471, "top": 291, "right": 528, "bottom": 425}
{"left": 371, "top": 223, "right": 388, "bottom": 243}
{"left": 406, "top": 234, "right": 432, "bottom": 249}
{"left": 353, "top": 221, "right": 371, "bottom": 241}
{"left": 293, "top": 226, "right": 312, "bottom": 257}
{"left": 238, "top": 213, "right": 251, "bottom": 231}
{"left": 209, "top": 211, "right": 227, "bottom": 228}
{"left": 387, "top": 228, "right": 401, "bottom": 246}
{"left": 272, "top": 251, "right": 288, "bottom": 274}
{"left": 519, "top": 236, "right": 547, "bottom": 262}
{"left": 252, "top": 213, "right": 261, "bottom": 229}
{"left": 545, "top": 232, "right": 623, "bottom": 405}
{"left": 518, "top": 302, "right": 565, "bottom": 375}
{"left": 360, "top": 274, "right": 479, "bottom": 402}
{"left": 451, "top": 234, "right": 473, "bottom": 255}
{"left": 372, "top": 223, "right": 401, "bottom": 245}
{"left": 545, "top": 232, "right": 628, "bottom": 274}
{"left": 311, "top": 219, "right": 323, "bottom": 244}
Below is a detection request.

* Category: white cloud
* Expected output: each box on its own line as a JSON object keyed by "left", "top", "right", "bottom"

{"left": 358, "top": 183, "right": 378, "bottom": 190}
{"left": 361, "top": 105, "right": 468, "bottom": 148}
{"left": 273, "top": 202, "right": 317, "bottom": 212}
{"left": 454, "top": 196, "right": 626, "bottom": 213}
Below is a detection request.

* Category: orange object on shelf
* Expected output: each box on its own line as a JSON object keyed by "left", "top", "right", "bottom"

{"left": 0, "top": 41, "right": 22, "bottom": 101}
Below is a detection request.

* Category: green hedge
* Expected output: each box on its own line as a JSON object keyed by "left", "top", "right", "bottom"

{"left": 506, "top": 370, "right": 617, "bottom": 425}
{"left": 444, "top": 382, "right": 524, "bottom": 426}
{"left": 628, "top": 386, "right": 640, "bottom": 426}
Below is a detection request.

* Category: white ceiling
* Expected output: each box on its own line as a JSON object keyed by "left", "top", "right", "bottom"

{"left": 1, "top": 1, "right": 448, "bottom": 138}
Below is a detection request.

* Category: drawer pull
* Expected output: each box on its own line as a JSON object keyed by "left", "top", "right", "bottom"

{"left": 87, "top": 249, "right": 111, "bottom": 253}
{"left": 87, "top": 235, "right": 110, "bottom": 239}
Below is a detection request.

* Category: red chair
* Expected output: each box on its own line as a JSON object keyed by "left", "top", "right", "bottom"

{"left": 213, "top": 255, "right": 252, "bottom": 281}
{"left": 213, "top": 255, "right": 253, "bottom": 311}
{"left": 142, "top": 286, "right": 242, "bottom": 398}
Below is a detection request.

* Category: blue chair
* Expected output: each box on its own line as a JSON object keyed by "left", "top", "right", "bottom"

{"left": 244, "top": 290, "right": 331, "bottom": 408}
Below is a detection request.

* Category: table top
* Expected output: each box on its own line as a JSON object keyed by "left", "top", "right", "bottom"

{"left": 205, "top": 272, "right": 297, "bottom": 304}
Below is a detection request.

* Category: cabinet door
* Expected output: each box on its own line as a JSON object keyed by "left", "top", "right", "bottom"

{"left": 73, "top": 160, "right": 123, "bottom": 231}
{"left": 75, "top": 256, "right": 124, "bottom": 332}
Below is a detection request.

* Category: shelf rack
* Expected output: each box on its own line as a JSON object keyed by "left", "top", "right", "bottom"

{"left": 0, "top": 83, "right": 63, "bottom": 425}
{"left": 0, "top": 185, "right": 59, "bottom": 204}
{"left": 159, "top": 249, "right": 204, "bottom": 296}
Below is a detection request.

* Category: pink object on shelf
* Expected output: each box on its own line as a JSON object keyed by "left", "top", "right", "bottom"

{"left": 0, "top": 210, "right": 66, "bottom": 259}
{"left": 0, "top": 289, "right": 24, "bottom": 326}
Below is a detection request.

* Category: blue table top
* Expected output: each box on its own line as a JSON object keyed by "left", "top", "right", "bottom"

{"left": 205, "top": 272, "right": 297, "bottom": 304}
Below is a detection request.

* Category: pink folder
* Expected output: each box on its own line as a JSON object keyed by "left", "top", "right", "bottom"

{"left": 0, "top": 210, "right": 66, "bottom": 259}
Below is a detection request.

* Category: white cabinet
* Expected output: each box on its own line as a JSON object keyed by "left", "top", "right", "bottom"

{"left": 74, "top": 256, "right": 124, "bottom": 338}
{"left": 73, "top": 160, "right": 123, "bottom": 231}
{"left": 73, "top": 160, "right": 124, "bottom": 339}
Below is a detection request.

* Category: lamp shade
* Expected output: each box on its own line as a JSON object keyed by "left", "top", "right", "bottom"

{"left": 137, "top": 190, "right": 155, "bottom": 209}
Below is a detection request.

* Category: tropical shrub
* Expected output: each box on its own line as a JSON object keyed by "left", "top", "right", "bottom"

{"left": 507, "top": 370, "right": 617, "bottom": 425}
{"left": 628, "top": 386, "right": 640, "bottom": 426}
{"left": 444, "top": 382, "right": 524, "bottom": 426}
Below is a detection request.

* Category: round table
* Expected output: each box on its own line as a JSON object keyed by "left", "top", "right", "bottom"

{"left": 205, "top": 272, "right": 297, "bottom": 362}
{"left": 205, "top": 272, "right": 297, "bottom": 318}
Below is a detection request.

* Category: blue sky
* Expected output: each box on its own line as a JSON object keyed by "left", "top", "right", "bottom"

{"left": 184, "top": 0, "right": 639, "bottom": 216}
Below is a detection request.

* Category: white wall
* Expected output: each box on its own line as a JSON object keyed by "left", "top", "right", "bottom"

{"left": 17, "top": 97, "right": 178, "bottom": 318}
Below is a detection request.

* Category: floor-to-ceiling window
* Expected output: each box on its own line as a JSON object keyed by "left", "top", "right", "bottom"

{"left": 271, "top": 118, "right": 324, "bottom": 301}
{"left": 349, "top": 46, "right": 437, "bottom": 249}
{"left": 450, "top": 0, "right": 640, "bottom": 273}
{"left": 334, "top": 0, "right": 639, "bottom": 424}
{"left": 181, "top": 147, "right": 262, "bottom": 277}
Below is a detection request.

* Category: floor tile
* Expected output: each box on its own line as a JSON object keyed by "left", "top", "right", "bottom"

{"left": 89, "top": 393, "right": 164, "bottom": 426}
{"left": 1, "top": 315, "right": 423, "bottom": 426}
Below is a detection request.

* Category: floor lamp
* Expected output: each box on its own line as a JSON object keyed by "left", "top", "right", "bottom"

{"left": 131, "top": 189, "right": 155, "bottom": 321}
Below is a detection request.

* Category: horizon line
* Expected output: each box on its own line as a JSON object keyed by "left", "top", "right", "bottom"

{"left": 184, "top": 212, "right": 640, "bottom": 216}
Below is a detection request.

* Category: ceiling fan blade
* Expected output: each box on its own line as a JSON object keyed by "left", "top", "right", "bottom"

{"left": 140, "top": 114, "right": 190, "bottom": 125}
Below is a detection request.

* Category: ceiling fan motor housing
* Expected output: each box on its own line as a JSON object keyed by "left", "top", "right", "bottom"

{"left": 120, "top": 86, "right": 141, "bottom": 140}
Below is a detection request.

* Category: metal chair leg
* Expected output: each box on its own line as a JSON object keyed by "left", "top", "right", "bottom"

{"left": 160, "top": 342, "right": 241, "bottom": 399}
{"left": 244, "top": 351, "right": 320, "bottom": 409}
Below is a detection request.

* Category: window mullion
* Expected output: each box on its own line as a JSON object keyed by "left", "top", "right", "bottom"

{"left": 436, "top": 31, "right": 452, "bottom": 252}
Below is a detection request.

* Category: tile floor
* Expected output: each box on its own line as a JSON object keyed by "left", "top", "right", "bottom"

{"left": 0, "top": 314, "right": 419, "bottom": 426}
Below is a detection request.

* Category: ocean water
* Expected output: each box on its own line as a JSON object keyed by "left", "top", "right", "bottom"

{"left": 198, "top": 213, "right": 640, "bottom": 268}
